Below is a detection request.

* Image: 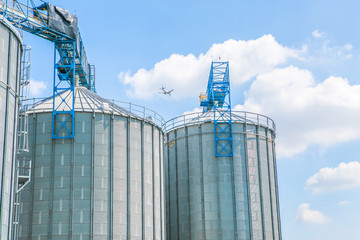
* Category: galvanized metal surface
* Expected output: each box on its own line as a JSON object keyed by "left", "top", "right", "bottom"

{"left": 0, "top": 19, "right": 22, "bottom": 240}
{"left": 23, "top": 87, "right": 165, "bottom": 129}
{"left": 163, "top": 111, "right": 276, "bottom": 134}
{"left": 164, "top": 111, "right": 281, "bottom": 240}
{"left": 17, "top": 88, "right": 166, "bottom": 239}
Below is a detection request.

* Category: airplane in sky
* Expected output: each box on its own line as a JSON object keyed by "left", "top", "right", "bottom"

{"left": 159, "top": 86, "right": 174, "bottom": 96}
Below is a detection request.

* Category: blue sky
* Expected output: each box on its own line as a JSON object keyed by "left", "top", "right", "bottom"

{"left": 23, "top": 1, "right": 360, "bottom": 239}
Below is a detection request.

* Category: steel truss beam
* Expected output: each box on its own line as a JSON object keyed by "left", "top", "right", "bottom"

{"left": 52, "top": 40, "right": 75, "bottom": 138}
{"left": 201, "top": 61, "right": 233, "bottom": 157}
{"left": 1, "top": 0, "right": 96, "bottom": 139}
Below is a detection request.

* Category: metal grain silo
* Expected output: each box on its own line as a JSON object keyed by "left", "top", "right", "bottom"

{"left": 0, "top": 19, "right": 22, "bottom": 240}
{"left": 164, "top": 111, "right": 281, "bottom": 240}
{"left": 17, "top": 87, "right": 166, "bottom": 240}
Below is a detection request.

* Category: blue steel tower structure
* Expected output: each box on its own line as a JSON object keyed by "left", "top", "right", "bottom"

{"left": 0, "top": 0, "right": 95, "bottom": 139}
{"left": 200, "top": 61, "right": 233, "bottom": 157}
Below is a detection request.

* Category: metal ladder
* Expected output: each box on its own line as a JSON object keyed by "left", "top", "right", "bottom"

{"left": 13, "top": 45, "right": 32, "bottom": 240}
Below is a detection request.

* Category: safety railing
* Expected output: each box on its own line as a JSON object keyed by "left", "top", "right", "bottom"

{"left": 22, "top": 97, "right": 166, "bottom": 129}
{"left": 112, "top": 99, "right": 165, "bottom": 128}
{"left": 163, "top": 110, "right": 276, "bottom": 133}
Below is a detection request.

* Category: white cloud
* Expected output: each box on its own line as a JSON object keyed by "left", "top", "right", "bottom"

{"left": 183, "top": 107, "right": 202, "bottom": 116}
{"left": 321, "top": 41, "right": 353, "bottom": 58}
{"left": 295, "top": 203, "right": 330, "bottom": 224}
{"left": 312, "top": 30, "right": 325, "bottom": 38}
{"left": 29, "top": 79, "right": 47, "bottom": 96}
{"left": 303, "top": 32, "right": 353, "bottom": 64}
{"left": 234, "top": 66, "right": 360, "bottom": 158}
{"left": 120, "top": 34, "right": 358, "bottom": 157}
{"left": 306, "top": 161, "right": 360, "bottom": 193}
{"left": 119, "top": 35, "right": 298, "bottom": 99}
{"left": 338, "top": 200, "right": 350, "bottom": 205}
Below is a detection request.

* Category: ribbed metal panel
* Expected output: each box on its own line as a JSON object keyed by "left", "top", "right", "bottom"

{"left": 164, "top": 111, "right": 281, "bottom": 240}
{"left": 0, "top": 20, "right": 22, "bottom": 240}
{"left": 18, "top": 87, "right": 165, "bottom": 239}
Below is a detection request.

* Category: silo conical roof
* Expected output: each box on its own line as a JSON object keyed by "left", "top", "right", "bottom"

{"left": 165, "top": 110, "right": 276, "bottom": 133}
{"left": 27, "top": 87, "right": 136, "bottom": 117}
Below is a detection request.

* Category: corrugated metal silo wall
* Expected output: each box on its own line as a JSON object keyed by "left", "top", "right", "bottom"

{"left": 18, "top": 112, "right": 165, "bottom": 240}
{"left": 165, "top": 122, "right": 281, "bottom": 240}
{"left": 0, "top": 21, "right": 22, "bottom": 240}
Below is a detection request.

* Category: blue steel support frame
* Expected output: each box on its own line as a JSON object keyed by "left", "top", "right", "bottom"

{"left": 200, "top": 61, "right": 233, "bottom": 157}
{"left": 1, "top": 0, "right": 96, "bottom": 139}
{"left": 52, "top": 41, "right": 75, "bottom": 138}
{"left": 89, "top": 64, "right": 96, "bottom": 93}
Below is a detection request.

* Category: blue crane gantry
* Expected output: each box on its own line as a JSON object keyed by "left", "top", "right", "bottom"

{"left": 0, "top": 0, "right": 95, "bottom": 139}
{"left": 200, "top": 61, "right": 233, "bottom": 157}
